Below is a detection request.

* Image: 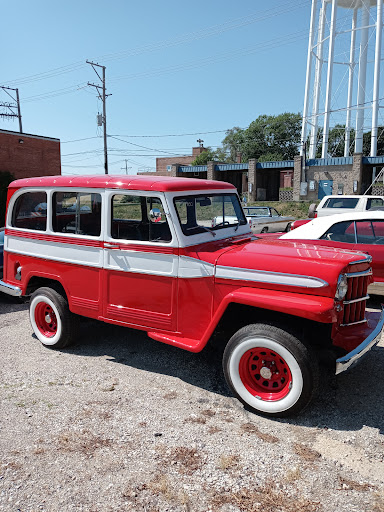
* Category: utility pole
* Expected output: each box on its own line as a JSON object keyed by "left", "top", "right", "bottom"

{"left": 86, "top": 61, "right": 110, "bottom": 174}
{"left": 121, "top": 160, "right": 132, "bottom": 175}
{"left": 0, "top": 86, "right": 23, "bottom": 132}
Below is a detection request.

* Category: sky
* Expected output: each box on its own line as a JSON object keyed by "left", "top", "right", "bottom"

{"left": 2, "top": 0, "right": 374, "bottom": 176}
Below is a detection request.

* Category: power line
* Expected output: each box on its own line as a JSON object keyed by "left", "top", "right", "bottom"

{"left": 2, "top": 0, "right": 309, "bottom": 87}
{"left": 19, "top": 29, "right": 308, "bottom": 105}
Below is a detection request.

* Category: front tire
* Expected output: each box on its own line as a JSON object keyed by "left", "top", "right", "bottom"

{"left": 223, "top": 324, "right": 319, "bottom": 417}
{"left": 29, "top": 287, "right": 77, "bottom": 349}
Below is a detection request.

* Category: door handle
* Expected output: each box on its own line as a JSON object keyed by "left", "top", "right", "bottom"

{"left": 104, "top": 242, "right": 120, "bottom": 249}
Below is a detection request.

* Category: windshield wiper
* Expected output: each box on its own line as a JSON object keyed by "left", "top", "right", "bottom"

{"left": 201, "top": 226, "right": 216, "bottom": 237}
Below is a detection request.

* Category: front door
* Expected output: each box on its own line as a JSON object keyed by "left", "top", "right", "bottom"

{"left": 318, "top": 180, "right": 333, "bottom": 200}
{"left": 102, "top": 192, "right": 178, "bottom": 331}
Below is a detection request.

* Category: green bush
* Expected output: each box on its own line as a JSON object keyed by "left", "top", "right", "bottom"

{"left": 0, "top": 171, "right": 15, "bottom": 226}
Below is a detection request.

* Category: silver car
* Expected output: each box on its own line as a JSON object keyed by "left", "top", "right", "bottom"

{"left": 244, "top": 207, "right": 294, "bottom": 234}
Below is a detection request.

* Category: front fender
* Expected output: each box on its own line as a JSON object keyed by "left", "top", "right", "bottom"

{"left": 218, "top": 287, "right": 337, "bottom": 324}
{"left": 148, "top": 287, "right": 337, "bottom": 353}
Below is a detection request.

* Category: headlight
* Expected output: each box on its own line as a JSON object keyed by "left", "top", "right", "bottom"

{"left": 335, "top": 274, "right": 348, "bottom": 301}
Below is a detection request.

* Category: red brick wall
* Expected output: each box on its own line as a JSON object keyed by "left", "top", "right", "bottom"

{"left": 0, "top": 130, "right": 61, "bottom": 180}
{"left": 154, "top": 147, "right": 207, "bottom": 175}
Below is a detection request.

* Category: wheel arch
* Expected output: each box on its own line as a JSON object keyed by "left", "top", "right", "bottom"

{"left": 204, "top": 288, "right": 335, "bottom": 352}
{"left": 26, "top": 275, "right": 67, "bottom": 300}
{"left": 210, "top": 301, "right": 332, "bottom": 349}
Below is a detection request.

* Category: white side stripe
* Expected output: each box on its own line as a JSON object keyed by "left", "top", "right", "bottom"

{"left": 178, "top": 256, "right": 214, "bottom": 278}
{"left": 6, "top": 236, "right": 103, "bottom": 268}
{"left": 215, "top": 265, "right": 328, "bottom": 288}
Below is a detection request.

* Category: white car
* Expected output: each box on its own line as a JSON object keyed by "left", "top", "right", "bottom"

{"left": 213, "top": 206, "right": 294, "bottom": 233}
{"left": 243, "top": 206, "right": 294, "bottom": 233}
{"left": 311, "top": 195, "right": 384, "bottom": 218}
{"left": 281, "top": 210, "right": 384, "bottom": 293}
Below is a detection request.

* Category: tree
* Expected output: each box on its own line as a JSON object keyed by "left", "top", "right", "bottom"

{"left": 191, "top": 148, "right": 216, "bottom": 166}
{"left": 228, "top": 113, "right": 301, "bottom": 162}
{"left": 0, "top": 171, "right": 15, "bottom": 225}
{"left": 313, "top": 125, "right": 384, "bottom": 157}
{"left": 314, "top": 124, "right": 355, "bottom": 158}
{"left": 363, "top": 127, "right": 384, "bottom": 156}
{"left": 220, "top": 127, "right": 244, "bottom": 163}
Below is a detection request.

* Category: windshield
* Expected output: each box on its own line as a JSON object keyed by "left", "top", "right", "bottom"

{"left": 244, "top": 207, "right": 269, "bottom": 216}
{"left": 174, "top": 193, "right": 247, "bottom": 236}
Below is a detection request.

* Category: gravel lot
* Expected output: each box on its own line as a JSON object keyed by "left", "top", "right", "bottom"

{"left": 1, "top": 293, "right": 384, "bottom": 512}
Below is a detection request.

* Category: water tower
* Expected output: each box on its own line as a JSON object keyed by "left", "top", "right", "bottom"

{"left": 301, "top": 0, "right": 383, "bottom": 160}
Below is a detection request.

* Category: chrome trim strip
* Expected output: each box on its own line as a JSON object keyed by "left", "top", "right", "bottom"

{"left": 215, "top": 265, "right": 329, "bottom": 289}
{"left": 349, "top": 256, "right": 372, "bottom": 265}
{"left": 340, "top": 319, "right": 367, "bottom": 327}
{"left": 336, "top": 307, "right": 384, "bottom": 375}
{"left": 0, "top": 280, "right": 22, "bottom": 297}
{"left": 345, "top": 269, "right": 372, "bottom": 278}
{"left": 343, "top": 295, "right": 370, "bottom": 305}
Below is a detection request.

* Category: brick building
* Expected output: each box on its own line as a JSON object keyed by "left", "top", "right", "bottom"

{"left": 138, "top": 146, "right": 207, "bottom": 176}
{"left": 0, "top": 129, "right": 61, "bottom": 180}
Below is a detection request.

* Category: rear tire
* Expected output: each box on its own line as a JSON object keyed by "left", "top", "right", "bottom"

{"left": 223, "top": 323, "right": 319, "bottom": 417}
{"left": 29, "top": 287, "right": 77, "bottom": 349}
{"left": 260, "top": 227, "right": 268, "bottom": 234}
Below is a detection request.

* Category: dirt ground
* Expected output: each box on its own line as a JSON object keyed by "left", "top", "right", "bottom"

{"left": 1, "top": 293, "right": 384, "bottom": 512}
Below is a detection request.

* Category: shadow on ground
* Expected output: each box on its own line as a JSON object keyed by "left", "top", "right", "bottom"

{"left": 64, "top": 316, "right": 384, "bottom": 434}
{"left": 2, "top": 292, "right": 384, "bottom": 433}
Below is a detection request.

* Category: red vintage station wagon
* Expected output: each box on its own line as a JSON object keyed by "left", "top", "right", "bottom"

{"left": 0, "top": 175, "right": 383, "bottom": 417}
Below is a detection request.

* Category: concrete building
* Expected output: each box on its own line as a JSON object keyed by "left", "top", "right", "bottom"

{"left": 0, "top": 129, "right": 61, "bottom": 180}
{"left": 168, "top": 153, "right": 384, "bottom": 201}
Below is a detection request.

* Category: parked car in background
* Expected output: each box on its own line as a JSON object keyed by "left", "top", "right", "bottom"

{"left": 289, "top": 218, "right": 311, "bottom": 230}
{"left": 281, "top": 211, "right": 384, "bottom": 293}
{"left": 243, "top": 206, "right": 294, "bottom": 233}
{"left": 212, "top": 206, "right": 294, "bottom": 233}
{"left": 309, "top": 195, "right": 384, "bottom": 218}
{"left": 0, "top": 228, "right": 4, "bottom": 278}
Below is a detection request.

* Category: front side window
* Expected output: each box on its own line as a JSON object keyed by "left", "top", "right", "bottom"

{"left": 367, "top": 198, "right": 384, "bottom": 210}
{"left": 52, "top": 191, "right": 101, "bottom": 236}
{"left": 111, "top": 195, "right": 171, "bottom": 243}
{"left": 174, "top": 193, "right": 246, "bottom": 236}
{"left": 12, "top": 191, "right": 47, "bottom": 231}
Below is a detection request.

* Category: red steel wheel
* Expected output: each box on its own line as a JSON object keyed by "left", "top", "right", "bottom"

{"left": 239, "top": 347, "right": 292, "bottom": 401}
{"left": 34, "top": 302, "right": 58, "bottom": 338}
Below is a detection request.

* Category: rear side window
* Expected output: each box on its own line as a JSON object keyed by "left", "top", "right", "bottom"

{"left": 322, "top": 198, "right": 359, "bottom": 209}
{"left": 52, "top": 192, "right": 102, "bottom": 236}
{"left": 12, "top": 191, "right": 47, "bottom": 231}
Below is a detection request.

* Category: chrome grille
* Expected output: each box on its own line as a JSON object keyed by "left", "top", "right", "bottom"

{"left": 341, "top": 270, "right": 371, "bottom": 326}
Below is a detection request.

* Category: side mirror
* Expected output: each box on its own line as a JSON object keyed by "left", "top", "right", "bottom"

{"left": 150, "top": 208, "right": 162, "bottom": 222}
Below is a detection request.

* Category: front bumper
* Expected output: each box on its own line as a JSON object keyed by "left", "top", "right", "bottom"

{"left": 335, "top": 307, "right": 384, "bottom": 375}
{"left": 0, "top": 279, "right": 22, "bottom": 297}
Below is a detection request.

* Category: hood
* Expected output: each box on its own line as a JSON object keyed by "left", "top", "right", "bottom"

{"left": 214, "top": 238, "right": 370, "bottom": 297}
